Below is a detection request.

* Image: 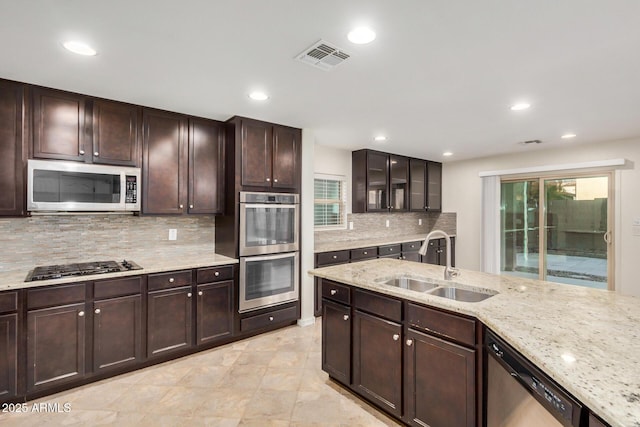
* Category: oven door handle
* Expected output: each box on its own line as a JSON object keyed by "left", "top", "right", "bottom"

{"left": 242, "top": 203, "right": 298, "bottom": 210}
{"left": 242, "top": 252, "right": 298, "bottom": 262}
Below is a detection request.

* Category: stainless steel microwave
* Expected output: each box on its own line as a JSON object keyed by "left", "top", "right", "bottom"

{"left": 27, "top": 159, "right": 141, "bottom": 212}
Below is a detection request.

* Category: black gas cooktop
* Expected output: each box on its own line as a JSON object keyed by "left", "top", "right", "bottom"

{"left": 25, "top": 260, "right": 142, "bottom": 282}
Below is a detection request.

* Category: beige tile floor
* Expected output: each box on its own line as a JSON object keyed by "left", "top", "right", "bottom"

{"left": 0, "top": 320, "right": 401, "bottom": 426}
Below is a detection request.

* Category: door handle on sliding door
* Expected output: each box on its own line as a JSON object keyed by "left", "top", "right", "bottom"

{"left": 603, "top": 231, "right": 612, "bottom": 244}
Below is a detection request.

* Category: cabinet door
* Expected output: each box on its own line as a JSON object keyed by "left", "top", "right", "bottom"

{"left": 32, "top": 87, "right": 87, "bottom": 161}
{"left": 409, "top": 159, "right": 427, "bottom": 212}
{"left": 241, "top": 119, "right": 273, "bottom": 188}
{"left": 27, "top": 303, "right": 86, "bottom": 392}
{"left": 366, "top": 151, "right": 389, "bottom": 212}
{"left": 422, "top": 239, "right": 441, "bottom": 265}
{"left": 403, "top": 252, "right": 422, "bottom": 262}
{"left": 93, "top": 294, "right": 142, "bottom": 373}
{"left": 142, "top": 109, "right": 188, "bottom": 214}
{"left": 426, "top": 161, "right": 442, "bottom": 212}
{"left": 272, "top": 125, "right": 299, "bottom": 189}
{"left": 321, "top": 300, "right": 351, "bottom": 385}
{"left": 147, "top": 286, "right": 193, "bottom": 357}
{"left": 92, "top": 99, "right": 141, "bottom": 166}
{"left": 196, "top": 281, "right": 233, "bottom": 345}
{"left": 389, "top": 155, "right": 408, "bottom": 211}
{"left": 353, "top": 310, "right": 402, "bottom": 418}
{"left": 0, "top": 313, "right": 17, "bottom": 400}
{"left": 404, "top": 328, "right": 475, "bottom": 427}
{"left": 0, "top": 80, "right": 26, "bottom": 216}
{"left": 188, "top": 118, "right": 224, "bottom": 214}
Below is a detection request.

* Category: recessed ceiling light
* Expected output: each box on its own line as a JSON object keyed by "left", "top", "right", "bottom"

{"left": 561, "top": 133, "right": 577, "bottom": 139}
{"left": 443, "top": 152, "right": 453, "bottom": 157}
{"left": 62, "top": 40, "right": 97, "bottom": 56}
{"left": 510, "top": 103, "right": 531, "bottom": 111}
{"left": 248, "top": 91, "right": 269, "bottom": 101}
{"left": 374, "top": 135, "right": 387, "bottom": 142}
{"left": 347, "top": 27, "right": 376, "bottom": 44}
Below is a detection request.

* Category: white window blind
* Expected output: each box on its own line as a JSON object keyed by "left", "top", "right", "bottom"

{"left": 314, "top": 175, "right": 347, "bottom": 229}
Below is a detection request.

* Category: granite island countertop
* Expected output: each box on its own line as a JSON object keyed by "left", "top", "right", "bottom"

{"left": 0, "top": 244, "right": 238, "bottom": 291}
{"left": 314, "top": 233, "right": 455, "bottom": 253}
{"left": 309, "top": 258, "right": 640, "bottom": 427}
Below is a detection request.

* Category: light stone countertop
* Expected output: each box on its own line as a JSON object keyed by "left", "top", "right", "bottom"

{"left": 314, "top": 233, "right": 456, "bottom": 253}
{"left": 308, "top": 258, "right": 640, "bottom": 427}
{"left": 0, "top": 244, "right": 238, "bottom": 291}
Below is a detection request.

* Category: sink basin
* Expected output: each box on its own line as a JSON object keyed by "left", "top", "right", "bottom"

{"left": 381, "top": 276, "right": 439, "bottom": 292}
{"left": 428, "top": 286, "right": 495, "bottom": 302}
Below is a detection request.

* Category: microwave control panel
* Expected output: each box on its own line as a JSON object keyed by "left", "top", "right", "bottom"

{"left": 125, "top": 175, "right": 138, "bottom": 204}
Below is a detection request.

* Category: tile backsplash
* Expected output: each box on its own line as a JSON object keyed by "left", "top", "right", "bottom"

{"left": 0, "top": 215, "right": 215, "bottom": 272}
{"left": 314, "top": 212, "right": 456, "bottom": 244}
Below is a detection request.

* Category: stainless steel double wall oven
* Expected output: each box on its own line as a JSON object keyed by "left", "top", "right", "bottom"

{"left": 238, "top": 192, "right": 299, "bottom": 312}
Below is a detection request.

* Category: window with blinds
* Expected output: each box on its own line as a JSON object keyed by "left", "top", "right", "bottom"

{"left": 314, "top": 175, "right": 347, "bottom": 229}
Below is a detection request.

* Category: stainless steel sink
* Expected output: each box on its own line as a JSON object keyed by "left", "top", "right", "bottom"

{"left": 428, "top": 286, "right": 495, "bottom": 302}
{"left": 381, "top": 276, "right": 439, "bottom": 292}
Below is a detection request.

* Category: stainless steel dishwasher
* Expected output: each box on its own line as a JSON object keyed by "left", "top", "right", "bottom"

{"left": 485, "top": 330, "right": 585, "bottom": 427}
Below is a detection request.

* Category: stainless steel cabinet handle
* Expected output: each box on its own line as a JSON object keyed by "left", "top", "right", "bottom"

{"left": 189, "top": 204, "right": 194, "bottom": 209}
{"left": 406, "top": 339, "right": 413, "bottom": 346}
{"left": 78, "top": 311, "right": 85, "bottom": 317}
{"left": 274, "top": 178, "right": 278, "bottom": 183}
{"left": 266, "top": 178, "right": 271, "bottom": 182}
{"left": 79, "top": 149, "right": 85, "bottom": 155}
{"left": 332, "top": 255, "right": 337, "bottom": 259}
{"left": 393, "top": 334, "right": 400, "bottom": 341}
{"left": 94, "top": 308, "right": 101, "bottom": 314}
{"left": 343, "top": 314, "right": 349, "bottom": 321}
{"left": 94, "top": 152, "right": 99, "bottom": 156}
{"left": 187, "top": 292, "right": 192, "bottom": 298}
{"left": 169, "top": 278, "right": 175, "bottom": 283}
{"left": 214, "top": 271, "right": 220, "bottom": 277}
{"left": 330, "top": 289, "right": 337, "bottom": 295}
{"left": 269, "top": 316, "right": 274, "bottom": 321}
{"left": 363, "top": 251, "right": 368, "bottom": 255}
{"left": 198, "top": 291, "right": 203, "bottom": 296}
{"left": 179, "top": 204, "right": 184, "bottom": 209}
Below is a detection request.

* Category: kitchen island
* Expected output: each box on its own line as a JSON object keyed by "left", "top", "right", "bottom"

{"left": 309, "top": 258, "right": 640, "bottom": 427}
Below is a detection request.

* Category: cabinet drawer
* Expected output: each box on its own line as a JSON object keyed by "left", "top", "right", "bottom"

{"left": 402, "top": 241, "right": 422, "bottom": 252}
{"left": 240, "top": 305, "right": 298, "bottom": 332}
{"left": 353, "top": 289, "right": 401, "bottom": 322}
{"left": 94, "top": 276, "right": 142, "bottom": 299}
{"left": 322, "top": 280, "right": 351, "bottom": 305}
{"left": 378, "top": 244, "right": 401, "bottom": 257}
{"left": 0, "top": 291, "right": 18, "bottom": 313}
{"left": 27, "top": 283, "right": 86, "bottom": 310}
{"left": 197, "top": 265, "right": 234, "bottom": 284}
{"left": 316, "top": 250, "right": 349, "bottom": 266}
{"left": 147, "top": 270, "right": 193, "bottom": 291}
{"left": 406, "top": 303, "right": 476, "bottom": 346}
{"left": 350, "top": 247, "right": 377, "bottom": 261}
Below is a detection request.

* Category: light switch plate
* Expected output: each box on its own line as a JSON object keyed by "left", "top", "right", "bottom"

{"left": 419, "top": 219, "right": 422, "bottom": 226}
{"left": 349, "top": 221, "right": 354, "bottom": 230}
{"left": 169, "top": 229, "right": 177, "bottom": 240}
{"left": 385, "top": 219, "right": 390, "bottom": 228}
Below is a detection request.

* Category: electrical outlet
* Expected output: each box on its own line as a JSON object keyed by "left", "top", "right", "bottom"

{"left": 349, "top": 221, "right": 354, "bottom": 230}
{"left": 168, "top": 229, "right": 177, "bottom": 240}
{"left": 419, "top": 219, "right": 422, "bottom": 226}
{"left": 634, "top": 217, "right": 640, "bottom": 226}
{"left": 385, "top": 219, "right": 390, "bottom": 228}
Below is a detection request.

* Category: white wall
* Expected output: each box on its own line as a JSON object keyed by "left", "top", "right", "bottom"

{"left": 443, "top": 137, "right": 640, "bottom": 297}
{"left": 298, "top": 130, "right": 316, "bottom": 326}
{"left": 313, "top": 144, "right": 352, "bottom": 213}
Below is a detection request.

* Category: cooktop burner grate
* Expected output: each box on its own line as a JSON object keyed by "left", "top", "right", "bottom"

{"left": 25, "top": 260, "right": 142, "bottom": 282}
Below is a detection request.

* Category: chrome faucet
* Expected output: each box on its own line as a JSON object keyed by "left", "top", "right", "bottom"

{"left": 418, "top": 230, "right": 460, "bottom": 280}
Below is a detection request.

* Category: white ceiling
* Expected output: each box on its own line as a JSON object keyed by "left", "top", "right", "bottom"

{"left": 1, "top": 1, "right": 639, "bottom": 162}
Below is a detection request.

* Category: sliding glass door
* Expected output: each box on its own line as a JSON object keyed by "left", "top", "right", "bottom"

{"left": 500, "top": 174, "right": 612, "bottom": 289}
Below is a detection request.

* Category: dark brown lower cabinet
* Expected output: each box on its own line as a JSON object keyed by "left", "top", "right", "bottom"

{"left": 93, "top": 294, "right": 142, "bottom": 372}
{"left": 27, "top": 303, "right": 86, "bottom": 392}
{"left": 196, "top": 281, "right": 233, "bottom": 345}
{"left": 321, "top": 300, "right": 351, "bottom": 385}
{"left": 352, "top": 310, "right": 403, "bottom": 418}
{"left": 404, "top": 328, "right": 476, "bottom": 427}
{"left": 0, "top": 313, "right": 17, "bottom": 400}
{"left": 147, "top": 286, "right": 193, "bottom": 357}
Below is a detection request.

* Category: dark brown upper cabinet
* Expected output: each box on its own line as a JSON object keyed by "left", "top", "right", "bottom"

{"left": 0, "top": 80, "right": 27, "bottom": 216}
{"left": 143, "top": 109, "right": 225, "bottom": 215}
{"left": 32, "top": 86, "right": 87, "bottom": 162}
{"left": 188, "top": 118, "right": 225, "bottom": 214}
{"left": 142, "top": 109, "right": 189, "bottom": 215}
{"left": 32, "top": 86, "right": 142, "bottom": 166}
{"left": 91, "top": 99, "right": 141, "bottom": 166}
{"left": 410, "top": 159, "right": 442, "bottom": 212}
{"left": 237, "top": 117, "right": 300, "bottom": 191}
{"left": 352, "top": 149, "right": 408, "bottom": 213}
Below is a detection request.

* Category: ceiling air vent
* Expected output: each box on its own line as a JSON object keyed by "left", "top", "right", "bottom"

{"left": 295, "top": 40, "right": 350, "bottom": 70}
